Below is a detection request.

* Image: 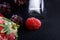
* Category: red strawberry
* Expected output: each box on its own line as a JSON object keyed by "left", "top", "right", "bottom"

{"left": 0, "top": 26, "right": 3, "bottom": 31}
{"left": 0, "top": 33, "right": 6, "bottom": 37}
{"left": 25, "top": 17, "right": 41, "bottom": 30}
{"left": 0, "top": 17, "right": 5, "bottom": 24}
{"left": 0, "top": 35, "right": 3, "bottom": 40}
{"left": 0, "top": 19, "right": 4, "bottom": 24}
{"left": 7, "top": 33, "right": 15, "bottom": 40}
{"left": 0, "top": 33, "right": 7, "bottom": 40}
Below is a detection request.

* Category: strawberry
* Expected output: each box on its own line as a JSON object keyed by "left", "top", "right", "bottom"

{"left": 0, "top": 26, "right": 3, "bottom": 31}
{"left": 0, "top": 33, "right": 6, "bottom": 37}
{"left": 0, "top": 33, "right": 7, "bottom": 40}
{"left": 0, "top": 33, "right": 15, "bottom": 40}
{"left": 25, "top": 17, "right": 41, "bottom": 30}
{"left": 7, "top": 33, "right": 15, "bottom": 40}
{"left": 0, "top": 16, "right": 5, "bottom": 24}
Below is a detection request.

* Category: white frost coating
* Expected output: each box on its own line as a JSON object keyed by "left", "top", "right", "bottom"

{"left": 29, "top": 0, "right": 41, "bottom": 13}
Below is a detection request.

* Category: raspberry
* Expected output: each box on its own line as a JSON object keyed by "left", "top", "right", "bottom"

{"left": 25, "top": 17, "right": 41, "bottom": 30}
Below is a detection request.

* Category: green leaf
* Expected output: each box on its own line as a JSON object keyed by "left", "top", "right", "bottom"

{"left": 3, "top": 25, "right": 9, "bottom": 32}
{"left": 6, "top": 29, "right": 11, "bottom": 35}
{"left": 14, "top": 32, "right": 18, "bottom": 37}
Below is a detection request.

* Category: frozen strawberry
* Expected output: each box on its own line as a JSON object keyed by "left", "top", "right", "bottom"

{"left": 0, "top": 33, "right": 6, "bottom": 37}
{"left": 0, "top": 33, "right": 7, "bottom": 40}
{"left": 0, "top": 35, "right": 3, "bottom": 40}
{"left": 7, "top": 33, "right": 15, "bottom": 40}
{"left": 0, "top": 18, "right": 4, "bottom": 24}
{"left": 25, "top": 17, "right": 41, "bottom": 30}
{"left": 0, "top": 26, "right": 3, "bottom": 31}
